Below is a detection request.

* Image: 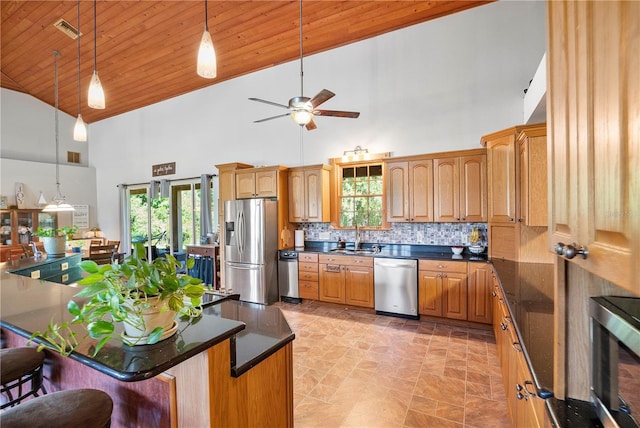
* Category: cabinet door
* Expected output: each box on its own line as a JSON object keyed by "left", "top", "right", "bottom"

{"left": 409, "top": 159, "right": 434, "bottom": 222}
{"left": 1, "top": 211, "right": 12, "bottom": 245}
{"left": 433, "top": 157, "right": 460, "bottom": 222}
{"left": 486, "top": 135, "right": 517, "bottom": 223}
{"left": 442, "top": 272, "right": 467, "bottom": 320}
{"left": 304, "top": 169, "right": 327, "bottom": 222}
{"left": 235, "top": 172, "right": 256, "bottom": 199}
{"left": 548, "top": 0, "right": 638, "bottom": 293}
{"left": 518, "top": 130, "right": 548, "bottom": 227}
{"left": 319, "top": 264, "right": 345, "bottom": 304}
{"left": 467, "top": 263, "right": 492, "bottom": 324}
{"left": 254, "top": 170, "right": 278, "bottom": 197}
{"left": 385, "top": 161, "right": 410, "bottom": 222}
{"left": 418, "top": 271, "right": 443, "bottom": 317}
{"left": 459, "top": 155, "right": 487, "bottom": 222}
{"left": 288, "top": 170, "right": 306, "bottom": 222}
{"left": 344, "top": 266, "right": 373, "bottom": 308}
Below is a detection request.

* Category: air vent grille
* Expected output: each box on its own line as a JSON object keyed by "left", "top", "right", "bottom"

{"left": 54, "top": 18, "right": 81, "bottom": 40}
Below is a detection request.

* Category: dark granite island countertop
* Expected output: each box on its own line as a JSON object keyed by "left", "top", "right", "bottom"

{"left": 0, "top": 267, "right": 294, "bottom": 381}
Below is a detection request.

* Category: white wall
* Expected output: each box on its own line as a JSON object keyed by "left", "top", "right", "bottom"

{"left": 2, "top": 1, "right": 547, "bottom": 239}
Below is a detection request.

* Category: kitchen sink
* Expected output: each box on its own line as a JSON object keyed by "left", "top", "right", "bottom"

{"left": 330, "top": 248, "right": 379, "bottom": 255}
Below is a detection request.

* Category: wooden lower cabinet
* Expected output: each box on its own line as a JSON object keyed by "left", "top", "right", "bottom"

{"left": 318, "top": 255, "right": 374, "bottom": 308}
{"left": 493, "top": 272, "right": 546, "bottom": 428}
{"left": 467, "top": 262, "right": 493, "bottom": 324}
{"left": 418, "top": 260, "right": 468, "bottom": 320}
{"left": 298, "top": 252, "right": 319, "bottom": 300}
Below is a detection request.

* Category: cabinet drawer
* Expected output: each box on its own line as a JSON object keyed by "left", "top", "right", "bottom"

{"left": 319, "top": 254, "right": 350, "bottom": 265}
{"left": 299, "top": 281, "right": 319, "bottom": 300}
{"left": 298, "top": 271, "right": 319, "bottom": 282}
{"left": 342, "top": 256, "right": 373, "bottom": 267}
{"left": 186, "top": 246, "right": 218, "bottom": 257}
{"left": 298, "top": 252, "right": 318, "bottom": 262}
{"left": 298, "top": 262, "right": 318, "bottom": 273}
{"left": 419, "top": 259, "right": 467, "bottom": 273}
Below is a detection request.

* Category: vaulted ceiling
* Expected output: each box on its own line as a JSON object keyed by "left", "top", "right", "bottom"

{"left": 1, "top": 1, "right": 491, "bottom": 124}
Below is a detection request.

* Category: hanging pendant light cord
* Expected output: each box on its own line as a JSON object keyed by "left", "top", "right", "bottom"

{"left": 77, "top": 0, "right": 81, "bottom": 115}
{"left": 204, "top": 0, "right": 209, "bottom": 31}
{"left": 53, "top": 50, "right": 61, "bottom": 190}
{"left": 299, "top": 0, "right": 304, "bottom": 97}
{"left": 93, "top": 0, "right": 97, "bottom": 72}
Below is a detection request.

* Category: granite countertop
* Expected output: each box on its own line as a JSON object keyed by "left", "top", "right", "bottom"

{"left": 490, "top": 258, "right": 555, "bottom": 397}
{"left": 296, "top": 241, "right": 489, "bottom": 262}
{"left": 0, "top": 265, "right": 294, "bottom": 382}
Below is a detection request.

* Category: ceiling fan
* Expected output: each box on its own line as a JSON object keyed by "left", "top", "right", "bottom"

{"left": 249, "top": 0, "right": 360, "bottom": 131}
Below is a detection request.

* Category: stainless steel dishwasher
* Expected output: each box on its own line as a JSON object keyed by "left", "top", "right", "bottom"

{"left": 374, "top": 258, "right": 418, "bottom": 319}
{"left": 278, "top": 250, "right": 300, "bottom": 303}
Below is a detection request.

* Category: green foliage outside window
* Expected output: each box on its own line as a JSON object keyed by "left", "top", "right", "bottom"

{"left": 339, "top": 164, "right": 383, "bottom": 227}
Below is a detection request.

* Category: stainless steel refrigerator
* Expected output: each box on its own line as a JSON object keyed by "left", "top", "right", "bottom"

{"left": 224, "top": 199, "right": 278, "bottom": 305}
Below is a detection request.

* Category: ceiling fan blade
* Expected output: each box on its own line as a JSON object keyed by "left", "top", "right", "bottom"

{"left": 253, "top": 113, "right": 291, "bottom": 123}
{"left": 248, "top": 98, "right": 290, "bottom": 110}
{"left": 309, "top": 89, "right": 335, "bottom": 108}
{"left": 314, "top": 109, "right": 360, "bottom": 119}
{"left": 305, "top": 118, "right": 317, "bottom": 131}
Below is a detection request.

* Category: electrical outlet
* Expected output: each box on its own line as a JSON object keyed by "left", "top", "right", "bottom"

{"left": 416, "top": 231, "right": 424, "bottom": 242}
{"left": 319, "top": 231, "right": 331, "bottom": 240}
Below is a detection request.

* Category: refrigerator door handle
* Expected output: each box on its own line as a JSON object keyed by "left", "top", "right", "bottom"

{"left": 239, "top": 209, "right": 245, "bottom": 254}
{"left": 227, "top": 262, "right": 260, "bottom": 270}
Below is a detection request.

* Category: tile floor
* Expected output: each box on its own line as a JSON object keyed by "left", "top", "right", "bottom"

{"left": 274, "top": 300, "right": 512, "bottom": 428}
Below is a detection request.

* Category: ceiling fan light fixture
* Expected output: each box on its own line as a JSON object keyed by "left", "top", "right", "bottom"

{"left": 291, "top": 110, "right": 312, "bottom": 126}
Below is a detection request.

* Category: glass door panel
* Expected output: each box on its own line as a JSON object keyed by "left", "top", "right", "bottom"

{"left": 16, "top": 211, "right": 33, "bottom": 244}
{"left": 1, "top": 211, "right": 12, "bottom": 245}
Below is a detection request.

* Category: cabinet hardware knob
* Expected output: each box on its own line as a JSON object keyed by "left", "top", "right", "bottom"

{"left": 516, "top": 391, "right": 526, "bottom": 401}
{"left": 509, "top": 218, "right": 514, "bottom": 222}
{"left": 462, "top": 217, "right": 466, "bottom": 221}
{"left": 491, "top": 291, "right": 497, "bottom": 297}
{"left": 437, "top": 264, "right": 446, "bottom": 268}
{"left": 554, "top": 242, "right": 566, "bottom": 255}
{"left": 563, "top": 243, "right": 589, "bottom": 260}
{"left": 405, "top": 218, "right": 409, "bottom": 221}
{"left": 442, "top": 273, "right": 447, "bottom": 278}
{"left": 512, "top": 342, "right": 522, "bottom": 352}
{"left": 500, "top": 322, "right": 508, "bottom": 331}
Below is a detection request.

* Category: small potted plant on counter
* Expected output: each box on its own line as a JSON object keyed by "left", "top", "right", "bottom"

{"left": 29, "top": 243, "right": 207, "bottom": 357}
{"left": 32, "top": 225, "right": 78, "bottom": 257}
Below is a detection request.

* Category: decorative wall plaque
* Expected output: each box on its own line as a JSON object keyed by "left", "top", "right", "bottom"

{"left": 152, "top": 162, "right": 176, "bottom": 177}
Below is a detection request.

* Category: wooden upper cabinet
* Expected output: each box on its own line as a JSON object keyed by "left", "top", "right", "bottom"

{"left": 433, "top": 157, "right": 460, "bottom": 222}
{"left": 547, "top": 0, "right": 639, "bottom": 293}
{"left": 483, "top": 133, "right": 517, "bottom": 223}
{"left": 434, "top": 155, "right": 487, "bottom": 222}
{"left": 385, "top": 159, "right": 433, "bottom": 222}
{"left": 517, "top": 126, "right": 547, "bottom": 227}
{"left": 288, "top": 165, "right": 331, "bottom": 223}
{"left": 459, "top": 155, "right": 487, "bottom": 222}
{"left": 236, "top": 169, "right": 279, "bottom": 199}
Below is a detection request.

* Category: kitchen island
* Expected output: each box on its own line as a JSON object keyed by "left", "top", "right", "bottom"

{"left": 0, "top": 257, "right": 295, "bottom": 427}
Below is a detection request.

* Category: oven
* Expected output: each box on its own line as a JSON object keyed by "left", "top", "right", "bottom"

{"left": 590, "top": 296, "right": 640, "bottom": 428}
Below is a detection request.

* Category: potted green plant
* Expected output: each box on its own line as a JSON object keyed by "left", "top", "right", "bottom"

{"left": 32, "top": 225, "right": 78, "bottom": 257}
{"left": 29, "top": 243, "right": 207, "bottom": 357}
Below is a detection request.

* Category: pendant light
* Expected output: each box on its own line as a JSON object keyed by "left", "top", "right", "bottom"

{"left": 88, "top": 0, "right": 105, "bottom": 109}
{"left": 43, "top": 51, "right": 75, "bottom": 213}
{"left": 197, "top": 0, "right": 217, "bottom": 78}
{"left": 73, "top": 0, "right": 87, "bottom": 141}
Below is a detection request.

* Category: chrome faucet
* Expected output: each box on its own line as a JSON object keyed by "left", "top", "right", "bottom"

{"left": 354, "top": 223, "right": 361, "bottom": 250}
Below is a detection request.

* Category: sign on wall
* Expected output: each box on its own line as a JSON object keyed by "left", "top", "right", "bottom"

{"left": 152, "top": 162, "right": 176, "bottom": 177}
{"left": 72, "top": 205, "right": 89, "bottom": 229}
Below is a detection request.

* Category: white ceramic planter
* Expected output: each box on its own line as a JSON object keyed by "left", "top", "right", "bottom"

{"left": 40, "top": 236, "right": 66, "bottom": 257}
{"left": 122, "top": 297, "right": 176, "bottom": 345}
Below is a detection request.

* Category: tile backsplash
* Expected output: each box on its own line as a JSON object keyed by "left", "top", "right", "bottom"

{"left": 296, "top": 222, "right": 488, "bottom": 247}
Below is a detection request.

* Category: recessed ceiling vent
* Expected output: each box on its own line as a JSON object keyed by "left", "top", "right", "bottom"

{"left": 53, "top": 18, "right": 81, "bottom": 40}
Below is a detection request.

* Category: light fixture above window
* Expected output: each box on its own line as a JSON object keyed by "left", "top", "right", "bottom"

{"left": 43, "top": 51, "right": 75, "bottom": 213}
{"left": 73, "top": 0, "right": 87, "bottom": 141}
{"left": 342, "top": 146, "right": 370, "bottom": 162}
{"left": 197, "top": 0, "right": 217, "bottom": 78}
{"left": 88, "top": 0, "right": 105, "bottom": 109}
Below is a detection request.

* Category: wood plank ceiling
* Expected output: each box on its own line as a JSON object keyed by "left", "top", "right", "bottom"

{"left": 1, "top": 1, "right": 491, "bottom": 124}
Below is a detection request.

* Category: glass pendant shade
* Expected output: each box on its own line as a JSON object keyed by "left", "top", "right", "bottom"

{"left": 74, "top": 114, "right": 87, "bottom": 141}
{"left": 197, "top": 30, "right": 217, "bottom": 78}
{"left": 88, "top": 70, "right": 105, "bottom": 109}
{"left": 42, "top": 185, "right": 75, "bottom": 212}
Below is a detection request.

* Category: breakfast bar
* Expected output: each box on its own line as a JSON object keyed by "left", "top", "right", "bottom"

{"left": 0, "top": 257, "right": 295, "bottom": 427}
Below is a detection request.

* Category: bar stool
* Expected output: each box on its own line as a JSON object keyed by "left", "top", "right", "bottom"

{"left": 0, "top": 388, "right": 113, "bottom": 428}
{"left": 0, "top": 347, "right": 47, "bottom": 409}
